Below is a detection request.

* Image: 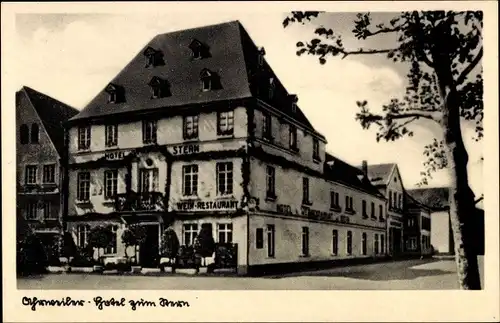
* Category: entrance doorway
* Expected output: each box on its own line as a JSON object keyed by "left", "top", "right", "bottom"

{"left": 139, "top": 224, "right": 159, "bottom": 268}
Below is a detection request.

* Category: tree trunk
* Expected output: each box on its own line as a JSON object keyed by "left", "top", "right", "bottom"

{"left": 431, "top": 31, "right": 482, "bottom": 289}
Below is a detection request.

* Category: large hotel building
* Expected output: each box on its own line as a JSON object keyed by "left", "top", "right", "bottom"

{"left": 65, "top": 21, "right": 389, "bottom": 274}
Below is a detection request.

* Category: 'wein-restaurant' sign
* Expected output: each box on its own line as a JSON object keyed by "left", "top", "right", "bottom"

{"left": 175, "top": 199, "right": 239, "bottom": 212}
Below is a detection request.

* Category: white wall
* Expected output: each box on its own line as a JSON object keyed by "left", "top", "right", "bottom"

{"left": 431, "top": 210, "right": 450, "bottom": 253}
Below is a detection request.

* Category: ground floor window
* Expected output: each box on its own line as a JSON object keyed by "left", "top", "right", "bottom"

{"left": 41, "top": 201, "right": 55, "bottom": 219}
{"left": 408, "top": 237, "right": 417, "bottom": 250}
{"left": 104, "top": 225, "right": 118, "bottom": 254}
{"left": 217, "top": 223, "right": 233, "bottom": 243}
{"left": 267, "top": 224, "right": 275, "bottom": 257}
{"left": 256, "top": 228, "right": 264, "bottom": 249}
{"left": 374, "top": 234, "right": 379, "bottom": 254}
{"left": 26, "top": 202, "right": 38, "bottom": 220}
{"left": 362, "top": 232, "right": 367, "bottom": 255}
{"left": 76, "top": 225, "right": 90, "bottom": 247}
{"left": 183, "top": 223, "right": 198, "bottom": 246}
{"left": 346, "top": 231, "right": 352, "bottom": 255}
{"left": 301, "top": 227, "right": 309, "bottom": 256}
{"left": 381, "top": 234, "right": 385, "bottom": 254}
{"left": 332, "top": 230, "right": 338, "bottom": 255}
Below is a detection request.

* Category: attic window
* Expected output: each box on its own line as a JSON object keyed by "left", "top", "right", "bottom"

{"left": 189, "top": 39, "right": 210, "bottom": 59}
{"left": 143, "top": 46, "right": 165, "bottom": 68}
{"left": 105, "top": 83, "right": 125, "bottom": 104}
{"left": 258, "top": 47, "right": 266, "bottom": 67}
{"left": 200, "top": 68, "right": 221, "bottom": 92}
{"left": 148, "top": 76, "right": 171, "bottom": 99}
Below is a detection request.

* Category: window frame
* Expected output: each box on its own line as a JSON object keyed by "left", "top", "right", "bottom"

{"left": 104, "top": 225, "right": 118, "bottom": 255}
{"left": 42, "top": 164, "right": 56, "bottom": 184}
{"left": 183, "top": 115, "right": 199, "bottom": 140}
{"left": 289, "top": 125, "right": 298, "bottom": 151}
{"left": 25, "top": 165, "right": 38, "bottom": 185}
{"left": 302, "top": 177, "right": 310, "bottom": 205}
{"left": 78, "top": 125, "right": 91, "bottom": 151}
{"left": 256, "top": 228, "right": 264, "bottom": 249}
{"left": 346, "top": 230, "right": 353, "bottom": 255}
{"left": 313, "top": 139, "right": 320, "bottom": 161}
{"left": 142, "top": 120, "right": 157, "bottom": 145}
{"left": 362, "top": 232, "right": 367, "bottom": 256}
{"left": 374, "top": 233, "right": 379, "bottom": 254}
{"left": 262, "top": 112, "right": 273, "bottom": 140}
{"left": 26, "top": 202, "right": 38, "bottom": 220}
{"left": 105, "top": 124, "right": 118, "bottom": 147}
{"left": 104, "top": 169, "right": 119, "bottom": 200}
{"left": 182, "top": 165, "right": 199, "bottom": 197}
{"left": 217, "top": 110, "right": 234, "bottom": 136}
{"left": 76, "top": 225, "right": 90, "bottom": 247}
{"left": 301, "top": 227, "right": 310, "bottom": 256}
{"left": 216, "top": 162, "right": 233, "bottom": 196}
{"left": 183, "top": 223, "right": 198, "bottom": 246}
{"left": 41, "top": 201, "right": 55, "bottom": 220}
{"left": 217, "top": 223, "right": 233, "bottom": 244}
{"left": 332, "top": 230, "right": 338, "bottom": 255}
{"left": 267, "top": 224, "right": 275, "bottom": 258}
{"left": 77, "top": 172, "right": 91, "bottom": 202}
{"left": 266, "top": 166, "right": 276, "bottom": 199}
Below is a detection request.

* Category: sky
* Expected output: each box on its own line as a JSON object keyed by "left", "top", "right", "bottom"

{"left": 13, "top": 11, "right": 483, "bottom": 197}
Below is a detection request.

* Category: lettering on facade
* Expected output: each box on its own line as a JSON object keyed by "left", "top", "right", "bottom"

{"left": 172, "top": 144, "right": 200, "bottom": 156}
{"left": 104, "top": 151, "right": 127, "bottom": 161}
{"left": 176, "top": 200, "right": 238, "bottom": 211}
{"left": 339, "top": 215, "right": 350, "bottom": 224}
{"left": 277, "top": 204, "right": 333, "bottom": 221}
{"left": 390, "top": 221, "right": 402, "bottom": 227}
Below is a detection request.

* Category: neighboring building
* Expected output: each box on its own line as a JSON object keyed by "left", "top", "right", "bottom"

{"left": 16, "top": 86, "right": 79, "bottom": 247}
{"left": 64, "top": 21, "right": 387, "bottom": 274}
{"left": 403, "top": 193, "right": 432, "bottom": 256}
{"left": 361, "top": 163, "right": 405, "bottom": 256}
{"left": 407, "top": 187, "right": 484, "bottom": 256}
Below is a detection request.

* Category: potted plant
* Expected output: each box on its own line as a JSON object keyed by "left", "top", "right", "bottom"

{"left": 193, "top": 224, "right": 215, "bottom": 272}
{"left": 121, "top": 224, "right": 146, "bottom": 273}
{"left": 87, "top": 225, "right": 113, "bottom": 273}
{"left": 159, "top": 228, "right": 180, "bottom": 273}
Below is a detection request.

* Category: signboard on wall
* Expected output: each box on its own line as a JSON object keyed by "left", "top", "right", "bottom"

{"left": 276, "top": 204, "right": 334, "bottom": 221}
{"left": 171, "top": 144, "right": 200, "bottom": 156}
{"left": 175, "top": 199, "right": 239, "bottom": 212}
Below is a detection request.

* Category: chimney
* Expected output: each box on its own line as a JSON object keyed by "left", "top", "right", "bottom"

{"left": 362, "top": 160, "right": 368, "bottom": 177}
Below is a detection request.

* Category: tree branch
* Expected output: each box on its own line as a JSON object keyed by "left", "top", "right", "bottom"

{"left": 340, "top": 48, "right": 393, "bottom": 59}
{"left": 363, "top": 26, "right": 402, "bottom": 38}
{"left": 386, "top": 111, "right": 441, "bottom": 123}
{"left": 456, "top": 47, "right": 483, "bottom": 85}
{"left": 474, "top": 196, "right": 483, "bottom": 205}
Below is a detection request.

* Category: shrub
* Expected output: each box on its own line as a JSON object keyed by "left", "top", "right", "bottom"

{"left": 214, "top": 243, "right": 238, "bottom": 268}
{"left": 88, "top": 226, "right": 113, "bottom": 263}
{"left": 59, "top": 231, "right": 78, "bottom": 259}
{"left": 121, "top": 224, "right": 147, "bottom": 264}
{"left": 70, "top": 245, "right": 98, "bottom": 267}
{"left": 176, "top": 245, "right": 201, "bottom": 269}
{"left": 17, "top": 233, "right": 48, "bottom": 275}
{"left": 160, "top": 228, "right": 180, "bottom": 264}
{"left": 193, "top": 224, "right": 215, "bottom": 265}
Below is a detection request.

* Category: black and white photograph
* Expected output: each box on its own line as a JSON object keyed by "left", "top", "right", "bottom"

{"left": 2, "top": 1, "right": 499, "bottom": 322}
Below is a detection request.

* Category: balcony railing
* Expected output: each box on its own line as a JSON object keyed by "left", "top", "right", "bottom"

{"left": 114, "top": 191, "right": 165, "bottom": 212}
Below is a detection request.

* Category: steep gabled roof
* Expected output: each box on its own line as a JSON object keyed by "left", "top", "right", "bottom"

{"left": 407, "top": 187, "right": 450, "bottom": 211}
{"left": 325, "top": 153, "right": 385, "bottom": 199}
{"left": 365, "top": 163, "right": 396, "bottom": 186}
{"left": 20, "top": 86, "right": 79, "bottom": 156}
{"left": 70, "top": 20, "right": 322, "bottom": 137}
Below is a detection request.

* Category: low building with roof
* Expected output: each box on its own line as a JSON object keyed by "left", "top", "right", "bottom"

{"left": 63, "top": 20, "right": 389, "bottom": 274}
{"left": 407, "top": 187, "right": 484, "bottom": 256}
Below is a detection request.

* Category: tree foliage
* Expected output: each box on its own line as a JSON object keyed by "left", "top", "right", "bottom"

{"left": 160, "top": 227, "right": 180, "bottom": 260}
{"left": 284, "top": 11, "right": 483, "bottom": 186}
{"left": 194, "top": 224, "right": 216, "bottom": 258}
{"left": 121, "top": 224, "right": 147, "bottom": 261}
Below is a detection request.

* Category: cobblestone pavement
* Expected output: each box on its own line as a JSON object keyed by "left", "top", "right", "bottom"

{"left": 17, "top": 257, "right": 484, "bottom": 290}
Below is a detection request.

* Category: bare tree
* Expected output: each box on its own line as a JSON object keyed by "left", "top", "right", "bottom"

{"left": 284, "top": 10, "right": 483, "bottom": 289}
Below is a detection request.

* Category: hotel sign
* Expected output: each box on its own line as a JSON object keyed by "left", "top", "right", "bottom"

{"left": 175, "top": 199, "right": 239, "bottom": 212}
{"left": 104, "top": 151, "right": 129, "bottom": 161}
{"left": 171, "top": 144, "right": 200, "bottom": 156}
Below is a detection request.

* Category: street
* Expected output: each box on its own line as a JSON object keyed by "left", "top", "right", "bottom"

{"left": 17, "top": 257, "right": 484, "bottom": 290}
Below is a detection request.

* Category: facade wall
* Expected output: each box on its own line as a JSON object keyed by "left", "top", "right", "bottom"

{"left": 384, "top": 166, "right": 405, "bottom": 254}
{"left": 16, "top": 90, "right": 62, "bottom": 233}
{"left": 248, "top": 213, "right": 386, "bottom": 265}
{"left": 430, "top": 210, "right": 451, "bottom": 254}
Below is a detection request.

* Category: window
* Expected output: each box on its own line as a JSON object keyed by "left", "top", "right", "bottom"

{"left": 216, "top": 162, "right": 233, "bottom": 195}
{"left": 362, "top": 200, "right": 368, "bottom": 218}
{"left": 142, "top": 120, "right": 157, "bottom": 144}
{"left": 189, "top": 39, "right": 208, "bottom": 59}
{"left": 268, "top": 77, "right": 275, "bottom": 99}
{"left": 104, "top": 170, "right": 118, "bottom": 200}
{"left": 30, "top": 124, "right": 39, "bottom": 143}
{"left": 302, "top": 177, "right": 310, "bottom": 204}
{"left": 374, "top": 234, "right": 379, "bottom": 254}
{"left": 105, "top": 225, "right": 118, "bottom": 254}
{"left": 78, "top": 126, "right": 91, "bottom": 150}
{"left": 379, "top": 205, "right": 384, "bottom": 221}
{"left": 289, "top": 125, "right": 297, "bottom": 150}
{"left": 20, "top": 124, "right": 29, "bottom": 144}
{"left": 218, "top": 223, "right": 233, "bottom": 243}
{"left": 183, "top": 115, "right": 199, "bottom": 139}
{"left": 371, "top": 202, "right": 376, "bottom": 219}
{"left": 76, "top": 225, "right": 90, "bottom": 247}
{"left": 25, "top": 165, "right": 37, "bottom": 184}
{"left": 256, "top": 228, "right": 264, "bottom": 249}
{"left": 388, "top": 191, "right": 392, "bottom": 208}
{"left": 217, "top": 111, "right": 234, "bottom": 135}
{"left": 399, "top": 194, "right": 403, "bottom": 209}
{"left": 267, "top": 224, "right": 275, "bottom": 257}
{"left": 42, "top": 165, "right": 55, "bottom": 184}
{"left": 26, "top": 203, "right": 38, "bottom": 220}
{"left": 105, "top": 124, "right": 118, "bottom": 147}
{"left": 313, "top": 139, "right": 320, "bottom": 160}
{"left": 42, "top": 201, "right": 55, "bottom": 219}
{"left": 381, "top": 234, "right": 385, "bottom": 254}
{"left": 347, "top": 231, "right": 352, "bottom": 255}
{"left": 266, "top": 166, "right": 276, "bottom": 198}
{"left": 393, "top": 192, "right": 397, "bottom": 208}
{"left": 183, "top": 223, "right": 198, "bottom": 246}
{"left": 77, "top": 172, "right": 91, "bottom": 201}
{"left": 301, "top": 227, "right": 310, "bottom": 256}
{"left": 408, "top": 237, "right": 417, "bottom": 250}
{"left": 182, "top": 165, "right": 198, "bottom": 196}
{"left": 330, "top": 191, "right": 340, "bottom": 209}
{"left": 201, "top": 70, "right": 212, "bottom": 91}
{"left": 139, "top": 168, "right": 159, "bottom": 193}
{"left": 332, "top": 230, "right": 338, "bottom": 255}
{"left": 362, "top": 232, "right": 367, "bottom": 255}
{"left": 345, "top": 196, "right": 354, "bottom": 212}
{"left": 257, "top": 47, "right": 266, "bottom": 66}
{"left": 263, "top": 113, "right": 272, "bottom": 139}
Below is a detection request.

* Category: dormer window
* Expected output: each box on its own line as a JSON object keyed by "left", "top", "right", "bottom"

{"left": 189, "top": 39, "right": 210, "bottom": 60}
{"left": 105, "top": 83, "right": 125, "bottom": 104}
{"left": 148, "top": 76, "right": 171, "bottom": 99}
{"left": 200, "top": 68, "right": 221, "bottom": 92}
{"left": 269, "top": 77, "right": 275, "bottom": 99}
{"left": 289, "top": 94, "right": 298, "bottom": 113}
{"left": 258, "top": 47, "right": 266, "bottom": 67}
{"left": 143, "top": 46, "right": 165, "bottom": 68}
